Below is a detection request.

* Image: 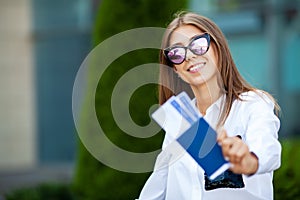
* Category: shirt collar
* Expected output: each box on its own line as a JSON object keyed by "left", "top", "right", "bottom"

{"left": 192, "top": 93, "right": 226, "bottom": 114}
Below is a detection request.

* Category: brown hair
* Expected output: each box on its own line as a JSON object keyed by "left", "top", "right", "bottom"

{"left": 158, "top": 11, "right": 279, "bottom": 126}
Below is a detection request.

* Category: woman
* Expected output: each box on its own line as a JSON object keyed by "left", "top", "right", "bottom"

{"left": 138, "top": 12, "right": 281, "bottom": 200}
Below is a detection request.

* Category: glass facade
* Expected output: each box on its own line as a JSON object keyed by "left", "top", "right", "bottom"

{"left": 31, "top": 0, "right": 95, "bottom": 163}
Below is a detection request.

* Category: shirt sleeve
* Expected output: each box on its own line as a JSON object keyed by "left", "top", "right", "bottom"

{"left": 242, "top": 91, "right": 281, "bottom": 175}
{"left": 137, "top": 134, "right": 170, "bottom": 200}
{"left": 138, "top": 166, "right": 168, "bottom": 200}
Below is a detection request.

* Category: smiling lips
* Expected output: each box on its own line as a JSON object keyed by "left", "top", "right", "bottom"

{"left": 187, "top": 62, "right": 206, "bottom": 73}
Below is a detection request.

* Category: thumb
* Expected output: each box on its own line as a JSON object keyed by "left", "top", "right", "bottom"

{"left": 216, "top": 126, "right": 227, "bottom": 144}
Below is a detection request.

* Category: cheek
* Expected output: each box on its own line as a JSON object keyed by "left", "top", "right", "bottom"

{"left": 208, "top": 43, "right": 219, "bottom": 62}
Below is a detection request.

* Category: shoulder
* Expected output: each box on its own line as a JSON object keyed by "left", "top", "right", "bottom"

{"left": 239, "top": 90, "right": 274, "bottom": 104}
{"left": 237, "top": 90, "right": 276, "bottom": 112}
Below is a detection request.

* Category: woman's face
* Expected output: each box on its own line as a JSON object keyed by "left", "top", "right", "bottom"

{"left": 169, "top": 25, "right": 219, "bottom": 88}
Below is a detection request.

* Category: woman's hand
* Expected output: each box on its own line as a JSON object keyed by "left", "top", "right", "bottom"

{"left": 217, "top": 128, "right": 258, "bottom": 175}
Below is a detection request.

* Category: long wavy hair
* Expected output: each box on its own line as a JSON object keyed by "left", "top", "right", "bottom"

{"left": 158, "top": 11, "right": 279, "bottom": 126}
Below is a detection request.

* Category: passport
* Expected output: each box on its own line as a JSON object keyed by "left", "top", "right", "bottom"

{"left": 151, "top": 92, "right": 230, "bottom": 180}
{"left": 176, "top": 117, "right": 230, "bottom": 180}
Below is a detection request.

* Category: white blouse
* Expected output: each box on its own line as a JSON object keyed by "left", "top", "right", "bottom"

{"left": 138, "top": 91, "right": 281, "bottom": 200}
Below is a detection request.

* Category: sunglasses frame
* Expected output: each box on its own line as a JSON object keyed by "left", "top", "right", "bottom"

{"left": 164, "top": 33, "right": 211, "bottom": 65}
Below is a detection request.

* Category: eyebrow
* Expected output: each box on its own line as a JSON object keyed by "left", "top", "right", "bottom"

{"left": 170, "top": 42, "right": 184, "bottom": 46}
{"left": 169, "top": 34, "right": 202, "bottom": 47}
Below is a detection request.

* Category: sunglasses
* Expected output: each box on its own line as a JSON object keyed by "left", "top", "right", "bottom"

{"left": 164, "top": 33, "right": 211, "bottom": 65}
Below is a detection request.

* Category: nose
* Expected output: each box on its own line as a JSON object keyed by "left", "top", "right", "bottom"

{"left": 185, "top": 49, "right": 196, "bottom": 62}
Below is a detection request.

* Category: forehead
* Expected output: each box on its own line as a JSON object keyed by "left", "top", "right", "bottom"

{"left": 169, "top": 25, "right": 204, "bottom": 46}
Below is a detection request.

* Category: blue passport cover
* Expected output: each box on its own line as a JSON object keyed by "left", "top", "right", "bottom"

{"left": 176, "top": 117, "right": 230, "bottom": 179}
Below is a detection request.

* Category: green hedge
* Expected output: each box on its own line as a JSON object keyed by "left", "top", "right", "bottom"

{"left": 72, "top": 0, "right": 187, "bottom": 200}
{"left": 4, "top": 138, "right": 300, "bottom": 199}
{"left": 274, "top": 138, "right": 300, "bottom": 199}
{"left": 4, "top": 183, "right": 74, "bottom": 200}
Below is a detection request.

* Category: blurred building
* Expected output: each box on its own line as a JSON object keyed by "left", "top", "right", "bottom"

{"left": 0, "top": 0, "right": 99, "bottom": 193}
{"left": 0, "top": 0, "right": 35, "bottom": 172}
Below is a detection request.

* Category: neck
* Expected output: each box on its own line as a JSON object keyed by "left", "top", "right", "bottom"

{"left": 191, "top": 81, "right": 222, "bottom": 116}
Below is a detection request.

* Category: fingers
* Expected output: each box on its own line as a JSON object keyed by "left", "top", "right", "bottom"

{"left": 226, "top": 139, "right": 248, "bottom": 163}
{"left": 229, "top": 152, "right": 259, "bottom": 175}
{"left": 216, "top": 128, "right": 253, "bottom": 173}
{"left": 220, "top": 136, "right": 249, "bottom": 169}
{"left": 217, "top": 128, "right": 244, "bottom": 162}
{"left": 216, "top": 129, "right": 258, "bottom": 175}
{"left": 216, "top": 127, "right": 227, "bottom": 144}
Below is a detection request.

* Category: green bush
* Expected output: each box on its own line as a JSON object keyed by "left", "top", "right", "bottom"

{"left": 72, "top": 0, "right": 187, "bottom": 200}
{"left": 274, "top": 138, "right": 300, "bottom": 199}
{"left": 5, "top": 138, "right": 300, "bottom": 200}
{"left": 5, "top": 183, "right": 74, "bottom": 200}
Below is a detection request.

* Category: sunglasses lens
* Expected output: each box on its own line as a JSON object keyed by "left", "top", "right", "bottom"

{"left": 167, "top": 48, "right": 185, "bottom": 64}
{"left": 164, "top": 34, "right": 210, "bottom": 65}
{"left": 190, "top": 37, "right": 209, "bottom": 55}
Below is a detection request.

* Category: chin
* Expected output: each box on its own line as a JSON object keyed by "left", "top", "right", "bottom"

{"left": 188, "top": 79, "right": 208, "bottom": 87}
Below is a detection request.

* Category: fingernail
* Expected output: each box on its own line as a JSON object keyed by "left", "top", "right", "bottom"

{"left": 217, "top": 126, "right": 224, "bottom": 133}
{"left": 225, "top": 157, "right": 229, "bottom": 161}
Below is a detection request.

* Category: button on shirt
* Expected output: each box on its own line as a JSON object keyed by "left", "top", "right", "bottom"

{"left": 138, "top": 91, "right": 281, "bottom": 200}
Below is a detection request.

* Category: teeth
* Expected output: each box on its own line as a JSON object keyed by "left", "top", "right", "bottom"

{"left": 188, "top": 63, "right": 205, "bottom": 71}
